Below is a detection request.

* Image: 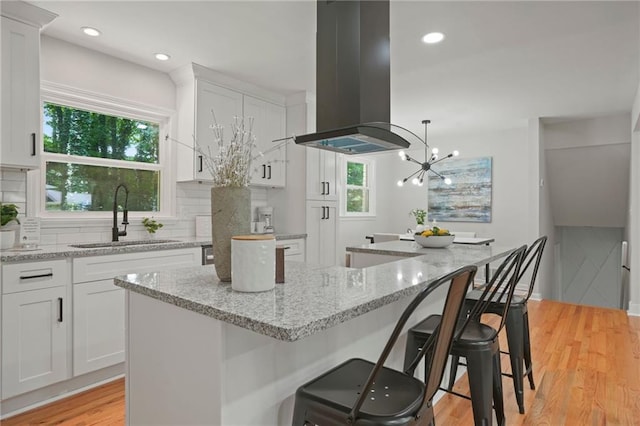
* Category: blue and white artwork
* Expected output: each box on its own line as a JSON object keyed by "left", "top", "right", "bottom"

{"left": 428, "top": 156, "right": 492, "bottom": 223}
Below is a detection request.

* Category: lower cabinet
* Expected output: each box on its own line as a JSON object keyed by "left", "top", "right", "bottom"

{"left": 73, "top": 280, "right": 125, "bottom": 376}
{"left": 2, "top": 286, "right": 69, "bottom": 399}
{"left": 279, "top": 238, "right": 306, "bottom": 262}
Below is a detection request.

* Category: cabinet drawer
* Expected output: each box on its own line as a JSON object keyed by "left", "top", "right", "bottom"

{"left": 279, "top": 238, "right": 305, "bottom": 258}
{"left": 73, "top": 248, "right": 200, "bottom": 283}
{"left": 2, "top": 259, "right": 69, "bottom": 294}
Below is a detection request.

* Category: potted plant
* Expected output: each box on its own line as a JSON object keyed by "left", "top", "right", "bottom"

{"left": 410, "top": 208, "right": 427, "bottom": 233}
{"left": 142, "top": 217, "right": 163, "bottom": 237}
{"left": 1, "top": 203, "right": 20, "bottom": 249}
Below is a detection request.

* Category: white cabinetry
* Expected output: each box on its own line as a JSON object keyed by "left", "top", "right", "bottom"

{"left": 171, "top": 63, "right": 287, "bottom": 185}
{"left": 72, "top": 248, "right": 200, "bottom": 375}
{"left": 0, "top": 3, "right": 56, "bottom": 170}
{"left": 306, "top": 149, "right": 338, "bottom": 201}
{"left": 244, "top": 96, "right": 286, "bottom": 187}
{"left": 1, "top": 259, "right": 70, "bottom": 399}
{"left": 306, "top": 201, "right": 338, "bottom": 267}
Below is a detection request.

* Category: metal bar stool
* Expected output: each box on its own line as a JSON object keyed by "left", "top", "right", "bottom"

{"left": 291, "top": 265, "right": 477, "bottom": 426}
{"left": 404, "top": 246, "right": 526, "bottom": 426}
{"left": 454, "top": 236, "right": 547, "bottom": 414}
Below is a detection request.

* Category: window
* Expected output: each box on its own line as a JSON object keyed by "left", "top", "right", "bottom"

{"left": 342, "top": 157, "right": 375, "bottom": 217}
{"left": 36, "top": 86, "right": 173, "bottom": 218}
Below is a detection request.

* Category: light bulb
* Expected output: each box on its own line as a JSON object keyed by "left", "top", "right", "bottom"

{"left": 398, "top": 150, "right": 405, "bottom": 158}
{"left": 418, "top": 179, "right": 424, "bottom": 186}
{"left": 397, "top": 273, "right": 403, "bottom": 280}
{"left": 444, "top": 178, "right": 452, "bottom": 185}
{"left": 431, "top": 147, "right": 439, "bottom": 155}
{"left": 412, "top": 178, "right": 419, "bottom": 185}
{"left": 397, "top": 180, "right": 404, "bottom": 187}
{"left": 453, "top": 150, "right": 460, "bottom": 156}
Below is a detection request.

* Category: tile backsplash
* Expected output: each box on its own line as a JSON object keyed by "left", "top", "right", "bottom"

{"left": 0, "top": 168, "right": 268, "bottom": 246}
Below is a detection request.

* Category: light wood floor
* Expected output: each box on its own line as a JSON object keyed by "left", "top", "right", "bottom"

{"left": 3, "top": 299, "right": 639, "bottom": 425}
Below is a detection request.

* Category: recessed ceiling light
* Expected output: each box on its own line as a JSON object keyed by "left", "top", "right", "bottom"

{"left": 155, "top": 53, "right": 170, "bottom": 61}
{"left": 422, "top": 32, "right": 445, "bottom": 44}
{"left": 82, "top": 27, "right": 101, "bottom": 37}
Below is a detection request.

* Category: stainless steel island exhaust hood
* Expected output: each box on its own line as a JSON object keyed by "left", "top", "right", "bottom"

{"left": 294, "top": 0, "right": 412, "bottom": 155}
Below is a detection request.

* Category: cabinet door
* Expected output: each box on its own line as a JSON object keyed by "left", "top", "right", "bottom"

{"left": 2, "top": 287, "right": 69, "bottom": 398}
{"left": 244, "top": 96, "right": 286, "bottom": 187}
{"left": 195, "top": 80, "right": 243, "bottom": 180}
{"left": 306, "top": 150, "right": 338, "bottom": 201}
{"left": 306, "top": 201, "right": 337, "bottom": 267}
{"left": 1, "top": 17, "right": 40, "bottom": 169}
{"left": 73, "top": 280, "right": 125, "bottom": 376}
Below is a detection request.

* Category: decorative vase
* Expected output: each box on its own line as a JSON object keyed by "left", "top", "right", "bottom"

{"left": 0, "top": 229, "right": 16, "bottom": 250}
{"left": 415, "top": 224, "right": 427, "bottom": 233}
{"left": 211, "top": 186, "right": 251, "bottom": 282}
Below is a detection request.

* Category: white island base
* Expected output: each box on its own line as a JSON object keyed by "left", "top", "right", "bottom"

{"left": 125, "top": 289, "right": 446, "bottom": 425}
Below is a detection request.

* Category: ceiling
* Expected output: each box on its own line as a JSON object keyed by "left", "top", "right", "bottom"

{"left": 28, "top": 0, "right": 640, "bottom": 139}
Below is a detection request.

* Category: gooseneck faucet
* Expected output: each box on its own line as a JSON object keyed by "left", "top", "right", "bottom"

{"left": 112, "top": 184, "right": 130, "bottom": 242}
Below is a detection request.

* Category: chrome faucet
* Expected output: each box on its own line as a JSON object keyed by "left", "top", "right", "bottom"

{"left": 112, "top": 184, "right": 130, "bottom": 242}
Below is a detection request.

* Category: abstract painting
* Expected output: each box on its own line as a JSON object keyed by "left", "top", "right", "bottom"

{"left": 428, "top": 156, "right": 492, "bottom": 222}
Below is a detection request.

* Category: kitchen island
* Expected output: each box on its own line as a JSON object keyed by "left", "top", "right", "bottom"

{"left": 115, "top": 244, "right": 515, "bottom": 425}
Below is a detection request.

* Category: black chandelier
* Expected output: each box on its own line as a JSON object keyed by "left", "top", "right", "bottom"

{"left": 397, "top": 120, "right": 459, "bottom": 187}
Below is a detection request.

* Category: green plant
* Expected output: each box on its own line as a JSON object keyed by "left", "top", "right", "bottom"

{"left": 410, "top": 208, "right": 427, "bottom": 225}
{"left": 1, "top": 203, "right": 20, "bottom": 228}
{"left": 142, "top": 217, "right": 163, "bottom": 234}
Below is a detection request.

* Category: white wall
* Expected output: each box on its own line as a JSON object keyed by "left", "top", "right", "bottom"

{"left": 543, "top": 114, "right": 631, "bottom": 227}
{"left": 41, "top": 36, "right": 175, "bottom": 110}
{"left": 629, "top": 79, "right": 640, "bottom": 315}
{"left": 336, "top": 126, "right": 533, "bottom": 265}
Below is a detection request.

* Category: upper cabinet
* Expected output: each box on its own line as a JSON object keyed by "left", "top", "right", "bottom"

{"left": 306, "top": 149, "right": 338, "bottom": 201}
{"left": 244, "top": 96, "right": 286, "bottom": 187}
{"left": 1, "top": 2, "right": 56, "bottom": 170}
{"left": 171, "top": 63, "right": 286, "bottom": 186}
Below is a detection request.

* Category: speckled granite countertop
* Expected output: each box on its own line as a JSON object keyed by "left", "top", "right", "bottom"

{"left": 0, "top": 233, "right": 306, "bottom": 263}
{"left": 114, "top": 244, "right": 515, "bottom": 342}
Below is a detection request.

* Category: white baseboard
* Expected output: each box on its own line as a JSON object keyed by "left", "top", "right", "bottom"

{"left": 1, "top": 364, "right": 124, "bottom": 420}
{"left": 530, "top": 292, "right": 542, "bottom": 301}
{"left": 628, "top": 302, "right": 640, "bottom": 316}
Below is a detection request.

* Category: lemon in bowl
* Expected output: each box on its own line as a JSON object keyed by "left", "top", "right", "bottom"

{"left": 414, "top": 227, "right": 454, "bottom": 248}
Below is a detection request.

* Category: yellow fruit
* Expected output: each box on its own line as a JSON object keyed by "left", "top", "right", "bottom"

{"left": 421, "top": 230, "right": 433, "bottom": 237}
{"left": 437, "top": 228, "right": 449, "bottom": 236}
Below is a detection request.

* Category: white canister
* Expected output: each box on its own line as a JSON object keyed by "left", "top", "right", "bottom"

{"left": 231, "top": 234, "right": 276, "bottom": 292}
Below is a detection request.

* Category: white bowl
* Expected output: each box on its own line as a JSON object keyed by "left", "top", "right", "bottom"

{"left": 414, "top": 234, "right": 455, "bottom": 248}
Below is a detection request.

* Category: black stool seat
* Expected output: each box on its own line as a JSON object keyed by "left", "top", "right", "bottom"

{"left": 412, "top": 315, "right": 497, "bottom": 345}
{"left": 295, "top": 358, "right": 425, "bottom": 424}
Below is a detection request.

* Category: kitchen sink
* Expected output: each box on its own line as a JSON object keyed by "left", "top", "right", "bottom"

{"left": 70, "top": 239, "right": 180, "bottom": 249}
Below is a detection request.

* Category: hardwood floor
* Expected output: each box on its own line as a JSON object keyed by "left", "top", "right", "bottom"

{"left": 3, "top": 299, "right": 639, "bottom": 425}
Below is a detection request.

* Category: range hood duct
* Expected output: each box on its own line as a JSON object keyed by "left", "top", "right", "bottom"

{"left": 295, "top": 0, "right": 411, "bottom": 155}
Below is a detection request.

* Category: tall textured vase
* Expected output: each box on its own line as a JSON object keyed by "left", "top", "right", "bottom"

{"left": 211, "top": 186, "right": 251, "bottom": 282}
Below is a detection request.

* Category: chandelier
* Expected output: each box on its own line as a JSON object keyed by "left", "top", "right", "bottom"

{"left": 397, "top": 120, "right": 459, "bottom": 187}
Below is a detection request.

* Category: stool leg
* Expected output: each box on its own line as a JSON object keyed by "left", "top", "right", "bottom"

{"left": 522, "top": 310, "right": 535, "bottom": 390}
{"left": 403, "top": 330, "right": 421, "bottom": 374}
{"left": 492, "top": 351, "right": 505, "bottom": 426}
{"left": 291, "top": 399, "right": 306, "bottom": 426}
{"left": 506, "top": 308, "right": 525, "bottom": 414}
{"left": 465, "top": 349, "right": 494, "bottom": 426}
{"left": 447, "top": 355, "right": 460, "bottom": 390}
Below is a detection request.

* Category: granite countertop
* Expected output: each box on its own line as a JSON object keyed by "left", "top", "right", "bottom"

{"left": 0, "top": 233, "right": 306, "bottom": 263}
{"left": 114, "top": 244, "right": 515, "bottom": 342}
{"left": 347, "top": 240, "right": 460, "bottom": 257}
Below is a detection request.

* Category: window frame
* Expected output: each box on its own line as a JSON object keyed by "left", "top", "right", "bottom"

{"left": 31, "top": 83, "right": 176, "bottom": 220}
{"left": 340, "top": 155, "right": 376, "bottom": 218}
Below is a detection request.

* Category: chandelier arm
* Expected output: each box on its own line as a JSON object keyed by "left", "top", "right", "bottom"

{"left": 429, "top": 169, "right": 447, "bottom": 180}
{"left": 405, "top": 157, "right": 424, "bottom": 166}
{"left": 402, "top": 168, "right": 423, "bottom": 182}
{"left": 430, "top": 153, "right": 455, "bottom": 165}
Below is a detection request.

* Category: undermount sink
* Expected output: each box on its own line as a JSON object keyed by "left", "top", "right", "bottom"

{"left": 70, "top": 239, "right": 180, "bottom": 249}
